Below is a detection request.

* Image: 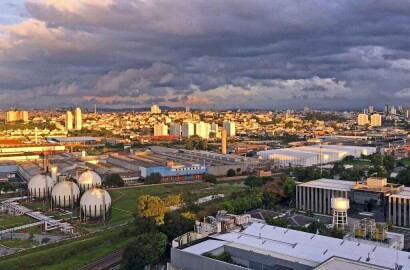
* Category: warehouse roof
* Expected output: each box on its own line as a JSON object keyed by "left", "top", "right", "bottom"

{"left": 297, "top": 178, "right": 354, "bottom": 191}
{"left": 210, "top": 223, "right": 410, "bottom": 270}
{"left": 47, "top": 136, "right": 96, "bottom": 143}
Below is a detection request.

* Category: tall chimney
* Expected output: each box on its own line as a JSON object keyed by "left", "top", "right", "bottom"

{"left": 221, "top": 128, "right": 227, "bottom": 154}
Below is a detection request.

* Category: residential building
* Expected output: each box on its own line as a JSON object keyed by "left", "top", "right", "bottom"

{"left": 65, "top": 111, "right": 73, "bottom": 130}
{"left": 169, "top": 124, "right": 182, "bottom": 137}
{"left": 75, "top": 107, "right": 82, "bottom": 130}
{"left": 223, "top": 121, "right": 236, "bottom": 136}
{"left": 195, "top": 121, "right": 210, "bottom": 139}
{"left": 154, "top": 124, "right": 168, "bottom": 136}
{"left": 182, "top": 122, "right": 194, "bottom": 138}
{"left": 370, "top": 113, "right": 382, "bottom": 127}
{"left": 6, "top": 110, "right": 28, "bottom": 122}
{"left": 357, "top": 113, "right": 369, "bottom": 126}
{"left": 151, "top": 104, "right": 161, "bottom": 114}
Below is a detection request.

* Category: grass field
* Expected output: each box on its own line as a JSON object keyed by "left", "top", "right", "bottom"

{"left": 0, "top": 226, "right": 132, "bottom": 270}
{"left": 106, "top": 181, "right": 247, "bottom": 225}
{"left": 0, "top": 238, "right": 38, "bottom": 249}
{"left": 0, "top": 215, "right": 35, "bottom": 230}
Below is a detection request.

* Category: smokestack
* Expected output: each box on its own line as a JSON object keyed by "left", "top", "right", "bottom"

{"left": 221, "top": 128, "right": 227, "bottom": 154}
{"left": 34, "top": 127, "right": 38, "bottom": 144}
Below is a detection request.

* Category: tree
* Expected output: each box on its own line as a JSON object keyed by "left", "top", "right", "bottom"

{"left": 185, "top": 135, "right": 208, "bottom": 150}
{"left": 122, "top": 216, "right": 158, "bottom": 237}
{"left": 265, "top": 216, "right": 289, "bottom": 227}
{"left": 160, "top": 212, "right": 195, "bottom": 241}
{"left": 163, "top": 194, "right": 182, "bottom": 208}
{"left": 104, "top": 173, "right": 125, "bottom": 187}
{"left": 396, "top": 169, "right": 410, "bottom": 186}
{"left": 203, "top": 174, "right": 217, "bottom": 184}
{"left": 244, "top": 175, "right": 264, "bottom": 188}
{"left": 283, "top": 177, "right": 296, "bottom": 200}
{"left": 145, "top": 172, "right": 162, "bottom": 185}
{"left": 227, "top": 169, "right": 236, "bottom": 177}
{"left": 262, "top": 180, "right": 285, "bottom": 209}
{"left": 383, "top": 155, "right": 396, "bottom": 171}
{"left": 136, "top": 195, "right": 168, "bottom": 224}
{"left": 122, "top": 232, "right": 168, "bottom": 270}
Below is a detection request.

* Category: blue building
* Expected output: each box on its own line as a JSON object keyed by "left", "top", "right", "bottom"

{"left": 140, "top": 163, "right": 207, "bottom": 181}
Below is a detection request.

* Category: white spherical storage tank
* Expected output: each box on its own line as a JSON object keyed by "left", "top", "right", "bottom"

{"left": 51, "top": 180, "right": 80, "bottom": 209}
{"left": 28, "top": 174, "right": 54, "bottom": 199}
{"left": 80, "top": 188, "right": 112, "bottom": 221}
{"left": 78, "top": 170, "right": 102, "bottom": 191}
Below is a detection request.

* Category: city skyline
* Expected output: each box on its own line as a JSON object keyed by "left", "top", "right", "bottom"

{"left": 1, "top": 1, "right": 410, "bottom": 110}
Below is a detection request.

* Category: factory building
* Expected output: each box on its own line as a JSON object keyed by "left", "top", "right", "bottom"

{"left": 170, "top": 222, "right": 410, "bottom": 270}
{"left": 297, "top": 177, "right": 410, "bottom": 227}
{"left": 258, "top": 145, "right": 376, "bottom": 167}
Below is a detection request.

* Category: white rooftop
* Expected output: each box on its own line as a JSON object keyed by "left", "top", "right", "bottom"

{"left": 391, "top": 187, "right": 410, "bottom": 199}
{"left": 182, "top": 239, "right": 226, "bottom": 255}
{"left": 298, "top": 178, "right": 355, "bottom": 191}
{"left": 208, "top": 223, "right": 410, "bottom": 270}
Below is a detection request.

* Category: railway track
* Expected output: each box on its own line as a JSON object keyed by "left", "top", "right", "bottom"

{"left": 77, "top": 249, "right": 124, "bottom": 270}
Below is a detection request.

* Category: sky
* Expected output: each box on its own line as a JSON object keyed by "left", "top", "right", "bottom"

{"left": 1, "top": 1, "right": 410, "bottom": 110}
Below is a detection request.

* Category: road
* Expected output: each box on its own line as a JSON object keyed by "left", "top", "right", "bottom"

{"left": 77, "top": 249, "right": 124, "bottom": 270}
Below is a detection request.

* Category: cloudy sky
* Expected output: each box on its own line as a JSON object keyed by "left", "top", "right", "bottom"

{"left": 1, "top": 0, "right": 410, "bottom": 110}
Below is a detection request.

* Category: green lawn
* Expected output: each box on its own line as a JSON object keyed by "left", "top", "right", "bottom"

{"left": 0, "top": 215, "right": 35, "bottom": 230}
{"left": 0, "top": 226, "right": 132, "bottom": 270}
{"left": 0, "top": 238, "right": 38, "bottom": 249}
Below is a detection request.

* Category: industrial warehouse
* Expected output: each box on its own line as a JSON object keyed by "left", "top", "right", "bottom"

{"left": 258, "top": 145, "right": 377, "bottom": 167}
{"left": 170, "top": 220, "right": 410, "bottom": 270}
{"left": 296, "top": 177, "right": 410, "bottom": 227}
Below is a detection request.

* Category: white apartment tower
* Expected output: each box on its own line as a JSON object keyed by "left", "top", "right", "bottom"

{"left": 357, "top": 114, "right": 369, "bottom": 126}
{"left": 151, "top": 104, "right": 161, "bottom": 114}
{"left": 223, "top": 121, "right": 236, "bottom": 136}
{"left": 6, "top": 110, "right": 28, "bottom": 122}
{"left": 154, "top": 124, "right": 168, "bottom": 136}
{"left": 75, "top": 107, "right": 82, "bottom": 130}
{"left": 368, "top": 105, "right": 374, "bottom": 113}
{"left": 370, "top": 114, "right": 382, "bottom": 127}
{"left": 170, "top": 124, "right": 182, "bottom": 137}
{"left": 65, "top": 111, "right": 74, "bottom": 130}
{"left": 182, "top": 122, "right": 194, "bottom": 138}
{"left": 195, "top": 121, "right": 210, "bottom": 139}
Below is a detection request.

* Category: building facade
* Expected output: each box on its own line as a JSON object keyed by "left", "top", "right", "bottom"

{"left": 357, "top": 113, "right": 369, "bottom": 126}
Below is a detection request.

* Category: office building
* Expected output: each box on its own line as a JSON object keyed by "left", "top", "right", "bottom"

{"left": 65, "top": 111, "right": 73, "bottom": 130}
{"left": 391, "top": 105, "right": 396, "bottom": 115}
{"left": 169, "top": 124, "right": 182, "bottom": 137}
{"left": 370, "top": 113, "right": 382, "bottom": 127}
{"left": 153, "top": 124, "right": 168, "bottom": 136}
{"left": 6, "top": 110, "right": 28, "bottom": 122}
{"left": 362, "top": 108, "right": 368, "bottom": 114}
{"left": 195, "top": 121, "right": 210, "bottom": 139}
{"left": 182, "top": 122, "right": 194, "bottom": 138}
{"left": 357, "top": 113, "right": 369, "bottom": 126}
{"left": 75, "top": 107, "right": 82, "bottom": 130}
{"left": 223, "top": 121, "right": 236, "bottom": 136}
{"left": 368, "top": 105, "right": 374, "bottom": 113}
{"left": 151, "top": 104, "right": 161, "bottom": 114}
{"left": 297, "top": 177, "right": 410, "bottom": 228}
{"left": 384, "top": 104, "right": 389, "bottom": 114}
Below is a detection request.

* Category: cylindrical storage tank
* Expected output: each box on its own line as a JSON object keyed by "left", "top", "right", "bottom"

{"left": 80, "top": 188, "right": 111, "bottom": 220}
{"left": 78, "top": 170, "right": 102, "bottom": 192}
{"left": 28, "top": 174, "right": 54, "bottom": 199}
{"left": 331, "top": 197, "right": 350, "bottom": 211}
{"left": 51, "top": 180, "right": 80, "bottom": 208}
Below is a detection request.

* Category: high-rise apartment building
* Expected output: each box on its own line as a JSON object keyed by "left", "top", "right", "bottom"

{"left": 390, "top": 105, "right": 396, "bottom": 115}
{"left": 151, "top": 104, "right": 161, "bottom": 114}
{"left": 223, "top": 121, "right": 236, "bottom": 136}
{"left": 370, "top": 114, "right": 382, "bottom": 127}
{"left": 75, "top": 107, "right": 82, "bottom": 130}
{"left": 357, "top": 114, "right": 369, "bottom": 126}
{"left": 182, "top": 122, "right": 194, "bottom": 138}
{"left": 6, "top": 110, "right": 28, "bottom": 122}
{"left": 210, "top": 123, "right": 219, "bottom": 137}
{"left": 170, "top": 124, "right": 182, "bottom": 137}
{"left": 368, "top": 105, "right": 374, "bottom": 113}
{"left": 195, "top": 121, "right": 210, "bottom": 139}
{"left": 154, "top": 124, "right": 168, "bottom": 136}
{"left": 65, "top": 111, "right": 73, "bottom": 130}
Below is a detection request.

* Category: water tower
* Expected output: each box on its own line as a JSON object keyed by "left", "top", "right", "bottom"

{"left": 331, "top": 197, "right": 349, "bottom": 229}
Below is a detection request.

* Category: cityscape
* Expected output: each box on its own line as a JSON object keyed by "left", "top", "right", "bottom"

{"left": 2, "top": 1, "right": 410, "bottom": 270}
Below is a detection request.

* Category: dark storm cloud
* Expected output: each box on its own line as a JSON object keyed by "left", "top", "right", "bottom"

{"left": 1, "top": 0, "right": 410, "bottom": 109}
